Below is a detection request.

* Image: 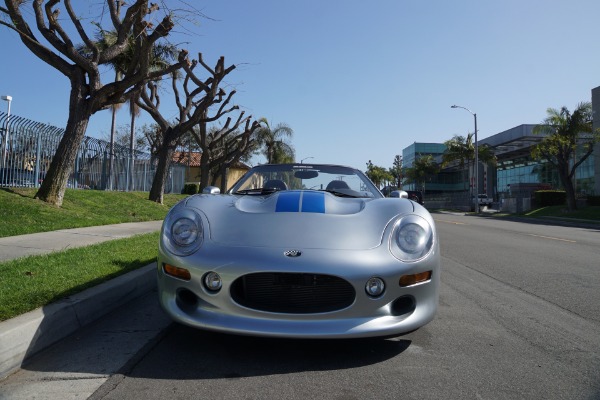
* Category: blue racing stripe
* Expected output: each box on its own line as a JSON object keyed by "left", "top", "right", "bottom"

{"left": 275, "top": 191, "right": 301, "bottom": 212}
{"left": 301, "top": 191, "right": 325, "bottom": 213}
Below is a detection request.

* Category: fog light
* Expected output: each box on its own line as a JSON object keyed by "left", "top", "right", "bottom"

{"left": 204, "top": 271, "right": 222, "bottom": 292}
{"left": 163, "top": 264, "right": 191, "bottom": 281}
{"left": 399, "top": 271, "right": 432, "bottom": 287}
{"left": 365, "top": 277, "right": 385, "bottom": 297}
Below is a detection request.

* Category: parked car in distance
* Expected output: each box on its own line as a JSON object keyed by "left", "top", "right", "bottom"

{"left": 406, "top": 190, "right": 424, "bottom": 205}
{"left": 158, "top": 163, "right": 440, "bottom": 338}
{"left": 475, "top": 194, "right": 493, "bottom": 207}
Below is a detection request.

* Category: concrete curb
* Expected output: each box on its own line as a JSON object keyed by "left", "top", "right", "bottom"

{"left": 0, "top": 263, "right": 157, "bottom": 379}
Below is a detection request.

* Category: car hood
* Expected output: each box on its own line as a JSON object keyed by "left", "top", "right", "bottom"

{"left": 184, "top": 191, "right": 415, "bottom": 250}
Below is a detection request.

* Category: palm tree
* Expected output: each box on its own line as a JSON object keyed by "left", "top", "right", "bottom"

{"left": 255, "top": 118, "right": 294, "bottom": 163}
{"left": 442, "top": 134, "right": 496, "bottom": 194}
{"left": 404, "top": 155, "right": 439, "bottom": 193}
{"left": 442, "top": 134, "right": 474, "bottom": 192}
{"left": 81, "top": 28, "right": 180, "bottom": 190}
{"left": 365, "top": 160, "right": 394, "bottom": 189}
{"left": 270, "top": 141, "right": 296, "bottom": 163}
{"left": 532, "top": 102, "right": 598, "bottom": 210}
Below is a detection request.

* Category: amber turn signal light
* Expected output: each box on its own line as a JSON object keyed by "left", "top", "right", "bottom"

{"left": 399, "top": 271, "right": 432, "bottom": 287}
{"left": 163, "top": 264, "right": 191, "bottom": 281}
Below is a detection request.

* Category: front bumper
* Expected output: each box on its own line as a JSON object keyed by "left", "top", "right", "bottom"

{"left": 157, "top": 242, "right": 440, "bottom": 339}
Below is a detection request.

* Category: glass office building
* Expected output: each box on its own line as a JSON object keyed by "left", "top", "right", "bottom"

{"left": 481, "top": 124, "right": 595, "bottom": 198}
{"left": 403, "top": 123, "right": 596, "bottom": 198}
{"left": 402, "top": 86, "right": 599, "bottom": 199}
{"left": 402, "top": 142, "right": 454, "bottom": 192}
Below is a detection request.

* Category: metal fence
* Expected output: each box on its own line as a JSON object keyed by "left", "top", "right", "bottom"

{"left": 0, "top": 111, "right": 185, "bottom": 193}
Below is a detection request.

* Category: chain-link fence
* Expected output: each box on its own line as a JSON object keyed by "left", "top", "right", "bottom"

{"left": 0, "top": 111, "right": 185, "bottom": 193}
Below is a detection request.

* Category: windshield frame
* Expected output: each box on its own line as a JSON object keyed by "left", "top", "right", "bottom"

{"left": 228, "top": 163, "right": 384, "bottom": 199}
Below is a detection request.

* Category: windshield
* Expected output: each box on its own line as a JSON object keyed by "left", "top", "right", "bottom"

{"left": 229, "top": 164, "right": 382, "bottom": 198}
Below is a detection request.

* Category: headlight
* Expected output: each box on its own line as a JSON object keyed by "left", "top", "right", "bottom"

{"left": 172, "top": 218, "right": 200, "bottom": 246}
{"left": 163, "top": 208, "right": 204, "bottom": 256}
{"left": 390, "top": 215, "right": 433, "bottom": 262}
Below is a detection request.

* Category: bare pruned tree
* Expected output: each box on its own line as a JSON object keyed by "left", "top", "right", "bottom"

{"left": 0, "top": 1, "right": 189, "bottom": 206}
{"left": 192, "top": 114, "right": 257, "bottom": 192}
{"left": 137, "top": 53, "right": 260, "bottom": 203}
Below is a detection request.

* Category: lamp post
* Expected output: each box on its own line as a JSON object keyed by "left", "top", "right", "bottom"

{"left": 1, "top": 95, "right": 12, "bottom": 169}
{"left": 300, "top": 156, "right": 314, "bottom": 164}
{"left": 451, "top": 104, "right": 479, "bottom": 212}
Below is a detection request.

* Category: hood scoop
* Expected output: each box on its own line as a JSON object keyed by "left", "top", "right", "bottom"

{"left": 235, "top": 191, "right": 365, "bottom": 215}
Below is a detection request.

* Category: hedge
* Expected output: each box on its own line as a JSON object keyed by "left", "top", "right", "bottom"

{"left": 182, "top": 183, "right": 199, "bottom": 195}
{"left": 587, "top": 195, "right": 600, "bottom": 206}
{"left": 534, "top": 190, "right": 566, "bottom": 207}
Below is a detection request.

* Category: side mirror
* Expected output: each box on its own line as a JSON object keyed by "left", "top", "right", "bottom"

{"left": 202, "top": 186, "right": 220, "bottom": 194}
{"left": 390, "top": 190, "right": 408, "bottom": 199}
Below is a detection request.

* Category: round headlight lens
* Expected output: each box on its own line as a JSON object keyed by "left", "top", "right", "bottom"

{"left": 172, "top": 217, "right": 200, "bottom": 246}
{"left": 163, "top": 208, "right": 204, "bottom": 256}
{"left": 365, "top": 277, "right": 385, "bottom": 297}
{"left": 391, "top": 215, "right": 433, "bottom": 262}
{"left": 397, "top": 223, "right": 427, "bottom": 254}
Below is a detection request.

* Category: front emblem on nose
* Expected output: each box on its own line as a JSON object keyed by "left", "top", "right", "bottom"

{"left": 284, "top": 250, "right": 302, "bottom": 257}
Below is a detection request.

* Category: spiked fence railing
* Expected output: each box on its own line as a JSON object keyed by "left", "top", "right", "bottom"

{"left": 0, "top": 112, "right": 185, "bottom": 193}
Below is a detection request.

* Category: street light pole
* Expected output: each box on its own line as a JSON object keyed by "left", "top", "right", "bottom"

{"left": 451, "top": 104, "right": 479, "bottom": 212}
{"left": 300, "top": 156, "right": 314, "bottom": 164}
{"left": 1, "top": 95, "right": 12, "bottom": 169}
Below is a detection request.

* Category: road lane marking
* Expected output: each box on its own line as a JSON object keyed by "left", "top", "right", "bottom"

{"left": 434, "top": 219, "right": 467, "bottom": 225}
{"left": 527, "top": 234, "right": 576, "bottom": 243}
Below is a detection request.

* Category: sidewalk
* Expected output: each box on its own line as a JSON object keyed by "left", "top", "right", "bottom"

{"left": 0, "top": 220, "right": 163, "bottom": 262}
{"left": 0, "top": 221, "right": 164, "bottom": 379}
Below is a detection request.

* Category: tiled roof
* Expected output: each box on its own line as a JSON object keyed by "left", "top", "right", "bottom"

{"left": 172, "top": 151, "right": 201, "bottom": 167}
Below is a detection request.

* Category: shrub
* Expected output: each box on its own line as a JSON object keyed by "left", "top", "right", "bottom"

{"left": 587, "top": 195, "right": 600, "bottom": 206}
{"left": 534, "top": 190, "right": 566, "bottom": 207}
{"left": 182, "top": 183, "right": 199, "bottom": 195}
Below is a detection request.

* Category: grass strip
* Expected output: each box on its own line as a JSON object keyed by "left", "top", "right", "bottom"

{"left": 0, "top": 188, "right": 186, "bottom": 238}
{"left": 524, "top": 205, "right": 600, "bottom": 220}
{"left": 0, "top": 232, "right": 159, "bottom": 321}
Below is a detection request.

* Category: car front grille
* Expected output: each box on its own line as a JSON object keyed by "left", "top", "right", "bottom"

{"left": 230, "top": 272, "right": 356, "bottom": 314}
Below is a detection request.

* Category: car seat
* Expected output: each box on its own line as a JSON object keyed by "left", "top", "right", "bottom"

{"left": 263, "top": 179, "right": 288, "bottom": 191}
{"left": 325, "top": 180, "right": 350, "bottom": 190}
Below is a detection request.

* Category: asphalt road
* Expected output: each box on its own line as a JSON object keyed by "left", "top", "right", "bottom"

{"left": 2, "top": 214, "right": 600, "bottom": 399}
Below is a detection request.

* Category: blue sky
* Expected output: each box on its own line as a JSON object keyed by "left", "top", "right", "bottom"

{"left": 1, "top": 0, "right": 600, "bottom": 170}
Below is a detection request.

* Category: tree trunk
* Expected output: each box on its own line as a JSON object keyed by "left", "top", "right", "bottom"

{"left": 219, "top": 164, "right": 228, "bottom": 193}
{"left": 558, "top": 163, "right": 577, "bottom": 211}
{"left": 564, "top": 183, "right": 577, "bottom": 211}
{"left": 35, "top": 87, "right": 92, "bottom": 207}
{"left": 149, "top": 145, "right": 174, "bottom": 204}
{"left": 149, "top": 128, "right": 178, "bottom": 204}
{"left": 199, "top": 149, "right": 211, "bottom": 191}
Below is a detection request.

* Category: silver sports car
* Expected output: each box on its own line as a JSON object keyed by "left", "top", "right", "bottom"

{"left": 157, "top": 163, "right": 440, "bottom": 338}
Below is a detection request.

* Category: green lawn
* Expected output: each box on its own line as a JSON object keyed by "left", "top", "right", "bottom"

{"left": 0, "top": 188, "right": 187, "bottom": 321}
{"left": 0, "top": 232, "right": 159, "bottom": 321}
{"left": 0, "top": 188, "right": 187, "bottom": 237}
